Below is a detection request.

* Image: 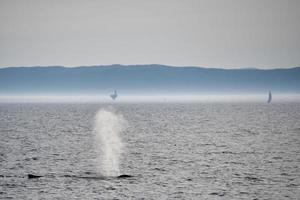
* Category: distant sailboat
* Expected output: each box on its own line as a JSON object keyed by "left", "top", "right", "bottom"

{"left": 110, "top": 90, "right": 118, "bottom": 100}
{"left": 267, "top": 91, "right": 272, "bottom": 103}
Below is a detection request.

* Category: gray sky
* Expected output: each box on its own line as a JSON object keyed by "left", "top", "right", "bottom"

{"left": 0, "top": 0, "right": 299, "bottom": 68}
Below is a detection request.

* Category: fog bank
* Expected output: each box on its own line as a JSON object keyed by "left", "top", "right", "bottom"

{"left": 1, "top": 94, "right": 299, "bottom": 103}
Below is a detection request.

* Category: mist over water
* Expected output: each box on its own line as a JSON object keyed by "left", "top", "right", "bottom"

{"left": 93, "top": 108, "right": 127, "bottom": 177}
{"left": 1, "top": 94, "right": 300, "bottom": 103}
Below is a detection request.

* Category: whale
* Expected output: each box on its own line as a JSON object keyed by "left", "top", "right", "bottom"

{"left": 117, "top": 174, "right": 133, "bottom": 179}
{"left": 27, "top": 173, "right": 133, "bottom": 179}
{"left": 28, "top": 174, "right": 42, "bottom": 179}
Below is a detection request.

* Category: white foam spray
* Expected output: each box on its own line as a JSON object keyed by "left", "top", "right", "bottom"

{"left": 93, "top": 108, "right": 127, "bottom": 177}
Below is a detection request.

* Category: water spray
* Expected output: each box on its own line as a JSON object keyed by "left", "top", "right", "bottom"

{"left": 93, "top": 108, "right": 127, "bottom": 177}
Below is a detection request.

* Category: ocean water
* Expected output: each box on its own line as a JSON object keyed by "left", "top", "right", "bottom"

{"left": 0, "top": 103, "right": 299, "bottom": 199}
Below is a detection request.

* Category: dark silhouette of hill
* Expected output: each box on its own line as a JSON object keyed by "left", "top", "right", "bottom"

{"left": 0, "top": 64, "right": 299, "bottom": 94}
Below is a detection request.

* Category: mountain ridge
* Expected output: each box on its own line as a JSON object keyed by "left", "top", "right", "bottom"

{"left": 1, "top": 64, "right": 299, "bottom": 70}
{"left": 1, "top": 65, "right": 299, "bottom": 95}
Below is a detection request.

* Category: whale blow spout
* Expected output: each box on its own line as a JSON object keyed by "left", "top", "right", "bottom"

{"left": 93, "top": 108, "right": 127, "bottom": 177}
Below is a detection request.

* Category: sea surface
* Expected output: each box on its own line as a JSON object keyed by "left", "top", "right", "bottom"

{"left": 0, "top": 103, "right": 299, "bottom": 199}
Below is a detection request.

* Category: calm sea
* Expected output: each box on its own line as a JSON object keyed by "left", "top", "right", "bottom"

{"left": 1, "top": 103, "right": 299, "bottom": 199}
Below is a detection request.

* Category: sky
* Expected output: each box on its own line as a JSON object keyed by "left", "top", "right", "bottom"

{"left": 0, "top": 0, "right": 299, "bottom": 69}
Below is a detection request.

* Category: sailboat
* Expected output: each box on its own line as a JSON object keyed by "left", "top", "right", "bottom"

{"left": 267, "top": 91, "right": 272, "bottom": 103}
{"left": 110, "top": 90, "right": 118, "bottom": 100}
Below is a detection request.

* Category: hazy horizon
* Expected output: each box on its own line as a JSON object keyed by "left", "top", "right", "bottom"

{"left": 1, "top": 94, "right": 300, "bottom": 103}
